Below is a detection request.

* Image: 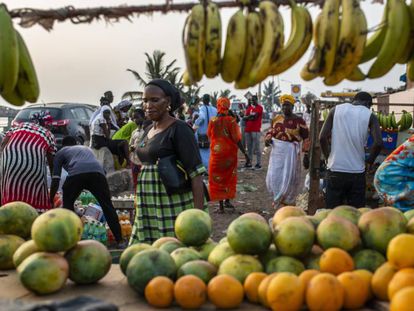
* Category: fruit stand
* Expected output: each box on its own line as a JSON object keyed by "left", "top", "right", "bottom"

{"left": 0, "top": 266, "right": 389, "bottom": 311}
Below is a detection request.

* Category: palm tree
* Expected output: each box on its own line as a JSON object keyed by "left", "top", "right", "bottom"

{"left": 219, "top": 89, "right": 236, "bottom": 100}
{"left": 210, "top": 91, "right": 219, "bottom": 107}
{"left": 262, "top": 80, "right": 281, "bottom": 112}
{"left": 123, "top": 50, "right": 182, "bottom": 103}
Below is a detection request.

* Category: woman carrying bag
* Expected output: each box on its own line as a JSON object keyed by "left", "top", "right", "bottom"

{"left": 128, "top": 79, "right": 207, "bottom": 245}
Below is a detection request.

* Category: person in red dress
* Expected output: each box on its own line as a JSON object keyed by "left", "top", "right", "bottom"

{"left": 208, "top": 97, "right": 249, "bottom": 213}
{"left": 265, "top": 94, "right": 309, "bottom": 208}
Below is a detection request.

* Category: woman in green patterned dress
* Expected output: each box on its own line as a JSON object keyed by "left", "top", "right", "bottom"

{"left": 128, "top": 79, "right": 207, "bottom": 245}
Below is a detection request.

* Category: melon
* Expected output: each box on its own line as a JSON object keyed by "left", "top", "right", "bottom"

{"left": 0, "top": 201, "right": 38, "bottom": 239}
{"left": 175, "top": 209, "right": 212, "bottom": 246}
{"left": 266, "top": 256, "right": 305, "bottom": 275}
{"left": 208, "top": 242, "right": 235, "bottom": 267}
{"left": 0, "top": 234, "right": 25, "bottom": 269}
{"left": 170, "top": 247, "right": 201, "bottom": 269}
{"left": 177, "top": 260, "right": 217, "bottom": 284}
{"left": 13, "top": 240, "right": 40, "bottom": 268}
{"left": 218, "top": 254, "right": 263, "bottom": 283}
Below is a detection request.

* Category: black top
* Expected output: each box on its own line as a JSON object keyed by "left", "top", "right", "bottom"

{"left": 136, "top": 120, "right": 202, "bottom": 172}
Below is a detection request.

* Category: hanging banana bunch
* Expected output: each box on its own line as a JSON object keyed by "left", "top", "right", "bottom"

{"left": 0, "top": 4, "right": 40, "bottom": 106}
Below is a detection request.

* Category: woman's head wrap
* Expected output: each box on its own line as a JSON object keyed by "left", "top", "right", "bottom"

{"left": 115, "top": 100, "right": 132, "bottom": 111}
{"left": 217, "top": 97, "right": 230, "bottom": 115}
{"left": 30, "top": 111, "right": 53, "bottom": 126}
{"left": 146, "top": 79, "right": 182, "bottom": 112}
{"left": 280, "top": 94, "right": 296, "bottom": 105}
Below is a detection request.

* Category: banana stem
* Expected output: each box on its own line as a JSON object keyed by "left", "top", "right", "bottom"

{"left": 287, "top": 0, "right": 297, "bottom": 8}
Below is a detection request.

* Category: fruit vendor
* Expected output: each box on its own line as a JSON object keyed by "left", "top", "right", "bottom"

{"left": 374, "top": 135, "right": 414, "bottom": 211}
{"left": 207, "top": 97, "right": 249, "bottom": 213}
{"left": 0, "top": 111, "right": 56, "bottom": 211}
{"left": 265, "top": 94, "right": 309, "bottom": 209}
{"left": 193, "top": 94, "right": 217, "bottom": 171}
{"left": 49, "top": 135, "right": 123, "bottom": 245}
{"left": 129, "top": 79, "right": 207, "bottom": 245}
{"left": 320, "top": 92, "right": 382, "bottom": 208}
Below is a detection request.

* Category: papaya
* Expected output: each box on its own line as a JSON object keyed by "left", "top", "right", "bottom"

{"left": 0, "top": 201, "right": 38, "bottom": 239}
{"left": 0, "top": 234, "right": 25, "bottom": 269}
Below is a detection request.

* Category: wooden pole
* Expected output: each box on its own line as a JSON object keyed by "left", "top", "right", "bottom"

{"left": 307, "top": 99, "right": 321, "bottom": 215}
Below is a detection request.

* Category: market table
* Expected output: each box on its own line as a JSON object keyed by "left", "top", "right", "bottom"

{"left": 0, "top": 265, "right": 390, "bottom": 311}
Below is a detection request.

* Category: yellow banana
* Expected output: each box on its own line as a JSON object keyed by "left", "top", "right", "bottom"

{"left": 248, "top": 1, "right": 284, "bottom": 86}
{"left": 182, "top": 4, "right": 205, "bottom": 83}
{"left": 347, "top": 66, "right": 365, "bottom": 81}
{"left": 268, "top": 1, "right": 312, "bottom": 76}
{"left": 0, "top": 4, "right": 19, "bottom": 95}
{"left": 221, "top": 9, "right": 247, "bottom": 83}
{"left": 313, "top": 13, "right": 322, "bottom": 46}
{"left": 1, "top": 88, "right": 25, "bottom": 106}
{"left": 368, "top": 0, "right": 410, "bottom": 79}
{"left": 15, "top": 30, "right": 39, "bottom": 103}
{"left": 324, "top": 0, "right": 367, "bottom": 86}
{"left": 204, "top": 1, "right": 221, "bottom": 78}
{"left": 182, "top": 70, "right": 191, "bottom": 86}
{"left": 235, "top": 10, "right": 263, "bottom": 89}
{"left": 359, "top": 5, "right": 387, "bottom": 64}
{"left": 318, "top": 0, "right": 341, "bottom": 77}
{"left": 300, "top": 48, "right": 323, "bottom": 81}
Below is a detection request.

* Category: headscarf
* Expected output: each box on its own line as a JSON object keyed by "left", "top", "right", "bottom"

{"left": 30, "top": 111, "right": 53, "bottom": 127}
{"left": 146, "top": 79, "right": 182, "bottom": 112}
{"left": 114, "top": 100, "right": 132, "bottom": 111}
{"left": 217, "top": 97, "right": 230, "bottom": 115}
{"left": 89, "top": 105, "right": 119, "bottom": 129}
{"left": 279, "top": 94, "right": 296, "bottom": 105}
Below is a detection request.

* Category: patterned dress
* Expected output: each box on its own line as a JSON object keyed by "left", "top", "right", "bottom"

{"left": 0, "top": 122, "right": 56, "bottom": 211}
{"left": 129, "top": 120, "right": 207, "bottom": 245}
{"left": 374, "top": 135, "right": 414, "bottom": 211}
{"left": 208, "top": 115, "right": 241, "bottom": 201}
{"left": 265, "top": 115, "right": 309, "bottom": 207}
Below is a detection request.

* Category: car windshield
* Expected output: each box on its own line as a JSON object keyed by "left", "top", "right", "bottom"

{"left": 15, "top": 108, "right": 62, "bottom": 121}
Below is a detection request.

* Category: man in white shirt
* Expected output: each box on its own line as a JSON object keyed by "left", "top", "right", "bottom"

{"left": 319, "top": 92, "right": 382, "bottom": 208}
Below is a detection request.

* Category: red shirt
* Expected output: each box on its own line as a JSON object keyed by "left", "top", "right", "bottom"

{"left": 245, "top": 104, "right": 263, "bottom": 132}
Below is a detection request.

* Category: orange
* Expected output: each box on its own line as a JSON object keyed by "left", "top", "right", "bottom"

{"left": 337, "top": 272, "right": 369, "bottom": 309}
{"left": 299, "top": 270, "right": 320, "bottom": 291}
{"left": 306, "top": 273, "right": 344, "bottom": 311}
{"left": 174, "top": 275, "right": 206, "bottom": 309}
{"left": 243, "top": 272, "right": 267, "bottom": 303}
{"left": 319, "top": 248, "right": 354, "bottom": 275}
{"left": 207, "top": 274, "right": 244, "bottom": 309}
{"left": 387, "top": 234, "right": 414, "bottom": 269}
{"left": 390, "top": 286, "right": 414, "bottom": 311}
{"left": 267, "top": 272, "right": 305, "bottom": 311}
{"left": 144, "top": 276, "right": 174, "bottom": 308}
{"left": 257, "top": 273, "right": 278, "bottom": 307}
{"left": 371, "top": 262, "right": 398, "bottom": 301}
{"left": 388, "top": 268, "right": 414, "bottom": 299}
{"left": 353, "top": 269, "right": 374, "bottom": 300}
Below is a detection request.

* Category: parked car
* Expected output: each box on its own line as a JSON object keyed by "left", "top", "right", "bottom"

{"left": 12, "top": 103, "right": 97, "bottom": 148}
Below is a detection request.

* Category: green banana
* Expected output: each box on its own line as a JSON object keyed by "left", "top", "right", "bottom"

{"left": 368, "top": 0, "right": 411, "bottom": 79}
{"left": 324, "top": 0, "right": 367, "bottom": 86}
{"left": 268, "top": 1, "right": 312, "bottom": 76}
{"left": 405, "top": 111, "right": 413, "bottom": 130}
{"left": 221, "top": 9, "right": 246, "bottom": 83}
{"left": 399, "top": 111, "right": 408, "bottom": 131}
{"left": 15, "top": 30, "right": 39, "bottom": 103}
{"left": 347, "top": 66, "right": 365, "bottom": 81}
{"left": 408, "top": 59, "right": 414, "bottom": 82}
{"left": 390, "top": 111, "right": 398, "bottom": 129}
{"left": 249, "top": 1, "right": 284, "bottom": 85}
{"left": 235, "top": 10, "right": 263, "bottom": 89}
{"left": 318, "top": 0, "right": 341, "bottom": 77}
{"left": 359, "top": 5, "right": 387, "bottom": 64}
{"left": 182, "top": 4, "right": 205, "bottom": 83}
{"left": 1, "top": 87, "right": 25, "bottom": 106}
{"left": 0, "top": 4, "right": 19, "bottom": 95}
{"left": 397, "top": 0, "right": 414, "bottom": 64}
{"left": 204, "top": 1, "right": 221, "bottom": 78}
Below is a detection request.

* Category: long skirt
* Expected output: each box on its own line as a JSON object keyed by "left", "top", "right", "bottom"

{"left": 128, "top": 164, "right": 207, "bottom": 245}
{"left": 0, "top": 143, "right": 50, "bottom": 211}
{"left": 266, "top": 139, "right": 301, "bottom": 208}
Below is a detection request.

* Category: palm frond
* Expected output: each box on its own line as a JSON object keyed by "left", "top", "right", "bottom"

{"left": 126, "top": 68, "right": 147, "bottom": 87}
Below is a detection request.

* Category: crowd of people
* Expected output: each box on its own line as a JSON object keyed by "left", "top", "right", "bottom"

{"left": 0, "top": 79, "right": 413, "bottom": 246}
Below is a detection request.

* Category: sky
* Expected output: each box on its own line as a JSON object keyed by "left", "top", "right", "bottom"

{"left": 0, "top": 0, "right": 405, "bottom": 108}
